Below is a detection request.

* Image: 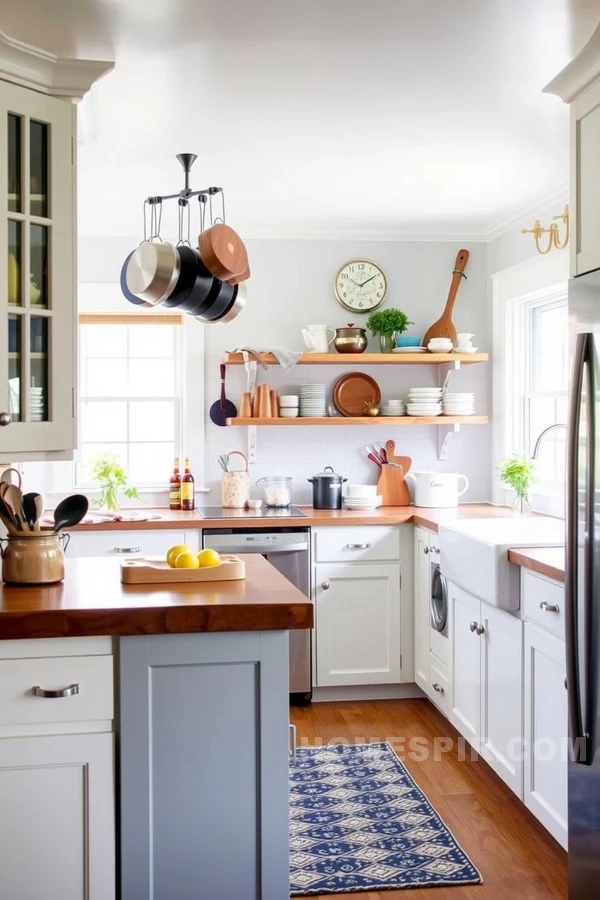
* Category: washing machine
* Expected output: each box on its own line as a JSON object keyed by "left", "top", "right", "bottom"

{"left": 430, "top": 558, "right": 450, "bottom": 664}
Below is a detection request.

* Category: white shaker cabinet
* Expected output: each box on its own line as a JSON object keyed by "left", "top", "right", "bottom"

{"left": 449, "top": 582, "right": 481, "bottom": 744}
{"left": 413, "top": 527, "right": 431, "bottom": 695}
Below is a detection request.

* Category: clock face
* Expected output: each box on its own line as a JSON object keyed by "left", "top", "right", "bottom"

{"left": 334, "top": 260, "right": 387, "bottom": 313}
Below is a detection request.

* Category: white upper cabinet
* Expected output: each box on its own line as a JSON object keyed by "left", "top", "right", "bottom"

{"left": 545, "top": 24, "right": 600, "bottom": 276}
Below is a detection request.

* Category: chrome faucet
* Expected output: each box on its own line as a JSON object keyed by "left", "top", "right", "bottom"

{"left": 531, "top": 423, "right": 567, "bottom": 459}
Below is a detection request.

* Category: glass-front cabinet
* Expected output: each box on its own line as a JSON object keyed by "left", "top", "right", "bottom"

{"left": 0, "top": 80, "right": 75, "bottom": 457}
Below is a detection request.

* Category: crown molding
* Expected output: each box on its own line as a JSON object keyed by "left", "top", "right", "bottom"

{"left": 544, "top": 22, "right": 600, "bottom": 102}
{"left": 480, "top": 184, "right": 569, "bottom": 242}
{"left": 0, "top": 29, "right": 113, "bottom": 100}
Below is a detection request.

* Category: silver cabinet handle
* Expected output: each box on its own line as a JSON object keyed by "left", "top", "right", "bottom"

{"left": 322, "top": 581, "right": 330, "bottom": 590}
{"left": 113, "top": 546, "right": 141, "bottom": 553}
{"left": 289, "top": 723, "right": 297, "bottom": 765}
{"left": 346, "top": 543, "right": 371, "bottom": 549}
{"left": 469, "top": 620, "right": 478, "bottom": 633}
{"left": 32, "top": 683, "right": 79, "bottom": 699}
{"left": 540, "top": 601, "right": 560, "bottom": 613}
{"left": 476, "top": 624, "right": 485, "bottom": 636}
{"left": 429, "top": 546, "right": 440, "bottom": 554}
{"left": 432, "top": 682, "right": 445, "bottom": 694}
{"left": 0, "top": 412, "right": 11, "bottom": 427}
{"left": 423, "top": 546, "right": 430, "bottom": 554}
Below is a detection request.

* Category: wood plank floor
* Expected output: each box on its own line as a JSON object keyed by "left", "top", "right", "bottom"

{"left": 290, "top": 699, "right": 567, "bottom": 900}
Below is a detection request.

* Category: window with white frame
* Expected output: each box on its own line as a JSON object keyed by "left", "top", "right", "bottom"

{"left": 76, "top": 314, "right": 183, "bottom": 488}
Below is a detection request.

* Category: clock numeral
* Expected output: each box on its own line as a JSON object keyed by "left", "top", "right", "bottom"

{"left": 376, "top": 293, "right": 381, "bottom": 298}
{"left": 343, "top": 292, "right": 347, "bottom": 298}
{"left": 349, "top": 266, "right": 355, "bottom": 273}
{"left": 359, "top": 301, "right": 364, "bottom": 308}
{"left": 358, "top": 263, "right": 365, "bottom": 270}
{"left": 379, "top": 282, "right": 383, "bottom": 288}
{"left": 341, "top": 273, "right": 348, "bottom": 280}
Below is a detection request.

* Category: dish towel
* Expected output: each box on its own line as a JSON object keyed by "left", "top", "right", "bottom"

{"left": 229, "top": 345, "right": 302, "bottom": 371}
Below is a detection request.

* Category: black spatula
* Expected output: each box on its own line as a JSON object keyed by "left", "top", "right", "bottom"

{"left": 210, "top": 363, "right": 237, "bottom": 426}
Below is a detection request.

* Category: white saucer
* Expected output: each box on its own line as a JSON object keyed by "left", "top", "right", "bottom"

{"left": 392, "top": 347, "right": 427, "bottom": 354}
{"left": 454, "top": 347, "right": 478, "bottom": 354}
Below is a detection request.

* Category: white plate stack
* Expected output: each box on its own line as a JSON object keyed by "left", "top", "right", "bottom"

{"left": 442, "top": 392, "right": 475, "bottom": 416}
{"left": 299, "top": 384, "right": 327, "bottom": 417}
{"left": 343, "top": 494, "right": 383, "bottom": 510}
{"left": 407, "top": 387, "right": 443, "bottom": 417}
{"left": 381, "top": 398, "right": 406, "bottom": 416}
{"left": 30, "top": 387, "right": 44, "bottom": 422}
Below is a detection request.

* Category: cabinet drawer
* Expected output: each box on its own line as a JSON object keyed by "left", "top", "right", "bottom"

{"left": 314, "top": 526, "right": 400, "bottom": 563}
{"left": 429, "top": 656, "right": 450, "bottom": 716}
{"left": 67, "top": 529, "right": 189, "bottom": 558}
{"left": 0, "top": 655, "right": 113, "bottom": 726}
{"left": 522, "top": 570, "right": 565, "bottom": 641}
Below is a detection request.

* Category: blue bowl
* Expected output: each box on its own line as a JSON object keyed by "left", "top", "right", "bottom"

{"left": 395, "top": 335, "right": 422, "bottom": 348}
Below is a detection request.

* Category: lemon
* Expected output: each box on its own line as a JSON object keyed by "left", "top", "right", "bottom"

{"left": 174, "top": 551, "right": 200, "bottom": 569}
{"left": 197, "top": 549, "right": 221, "bottom": 568}
{"left": 166, "top": 544, "right": 189, "bottom": 567}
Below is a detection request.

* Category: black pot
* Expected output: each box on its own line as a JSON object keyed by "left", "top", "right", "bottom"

{"left": 197, "top": 277, "right": 236, "bottom": 322}
{"left": 162, "top": 245, "right": 218, "bottom": 314}
{"left": 308, "top": 466, "right": 347, "bottom": 510}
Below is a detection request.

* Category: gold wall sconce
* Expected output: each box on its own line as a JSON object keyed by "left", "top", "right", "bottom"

{"left": 522, "top": 205, "right": 569, "bottom": 254}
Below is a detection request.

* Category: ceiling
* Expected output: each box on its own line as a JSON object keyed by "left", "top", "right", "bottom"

{"left": 3, "top": 0, "right": 599, "bottom": 240}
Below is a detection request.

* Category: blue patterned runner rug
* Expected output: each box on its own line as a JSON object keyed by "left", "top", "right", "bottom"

{"left": 290, "top": 742, "right": 482, "bottom": 895}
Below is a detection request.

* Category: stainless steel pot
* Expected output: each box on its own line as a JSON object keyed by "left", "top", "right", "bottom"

{"left": 197, "top": 281, "right": 247, "bottom": 325}
{"left": 307, "top": 465, "right": 347, "bottom": 510}
{"left": 125, "top": 241, "right": 180, "bottom": 305}
{"left": 333, "top": 323, "right": 368, "bottom": 354}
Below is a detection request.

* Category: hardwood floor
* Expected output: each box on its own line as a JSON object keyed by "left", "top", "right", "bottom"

{"left": 290, "top": 698, "right": 567, "bottom": 899}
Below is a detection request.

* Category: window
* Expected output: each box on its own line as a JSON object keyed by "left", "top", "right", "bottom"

{"left": 76, "top": 314, "right": 183, "bottom": 488}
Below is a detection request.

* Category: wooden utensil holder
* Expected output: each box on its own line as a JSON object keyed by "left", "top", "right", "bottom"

{"left": 1, "top": 530, "right": 70, "bottom": 585}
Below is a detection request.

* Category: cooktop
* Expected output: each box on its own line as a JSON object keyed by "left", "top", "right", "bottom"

{"left": 197, "top": 506, "right": 308, "bottom": 519}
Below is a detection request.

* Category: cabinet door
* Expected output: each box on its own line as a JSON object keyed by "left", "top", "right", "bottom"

{"left": 524, "top": 624, "right": 568, "bottom": 848}
{"left": 0, "top": 81, "right": 75, "bottom": 455}
{"left": 480, "top": 605, "right": 523, "bottom": 796}
{"left": 0, "top": 732, "right": 115, "bottom": 900}
{"left": 449, "top": 583, "right": 481, "bottom": 744}
{"left": 413, "top": 527, "right": 431, "bottom": 694}
{"left": 573, "top": 80, "right": 600, "bottom": 276}
{"left": 315, "top": 563, "right": 401, "bottom": 686}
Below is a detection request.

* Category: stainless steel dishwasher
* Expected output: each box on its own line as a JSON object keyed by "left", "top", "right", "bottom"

{"left": 202, "top": 527, "right": 312, "bottom": 704}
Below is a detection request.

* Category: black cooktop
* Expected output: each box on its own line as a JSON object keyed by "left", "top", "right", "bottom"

{"left": 197, "top": 506, "right": 308, "bottom": 519}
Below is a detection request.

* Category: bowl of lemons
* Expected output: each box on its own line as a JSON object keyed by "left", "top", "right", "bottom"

{"left": 166, "top": 544, "right": 221, "bottom": 570}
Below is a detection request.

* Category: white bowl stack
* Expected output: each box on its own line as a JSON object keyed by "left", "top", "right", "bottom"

{"left": 343, "top": 485, "right": 382, "bottom": 510}
{"left": 407, "top": 387, "right": 443, "bottom": 417}
{"left": 30, "top": 386, "right": 44, "bottom": 422}
{"left": 442, "top": 392, "right": 475, "bottom": 416}
{"left": 299, "top": 384, "right": 327, "bottom": 417}
{"left": 279, "top": 394, "right": 299, "bottom": 418}
{"left": 381, "top": 398, "right": 406, "bottom": 416}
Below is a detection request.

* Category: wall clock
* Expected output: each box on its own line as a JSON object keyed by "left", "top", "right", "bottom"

{"left": 334, "top": 259, "right": 387, "bottom": 313}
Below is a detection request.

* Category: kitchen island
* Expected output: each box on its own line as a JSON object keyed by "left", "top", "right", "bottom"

{"left": 0, "top": 555, "right": 311, "bottom": 900}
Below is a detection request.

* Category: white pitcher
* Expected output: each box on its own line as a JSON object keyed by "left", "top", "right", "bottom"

{"left": 302, "top": 324, "right": 335, "bottom": 353}
{"left": 405, "top": 471, "right": 469, "bottom": 508}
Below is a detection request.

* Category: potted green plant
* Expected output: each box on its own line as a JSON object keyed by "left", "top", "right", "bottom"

{"left": 497, "top": 451, "right": 537, "bottom": 515}
{"left": 365, "top": 308, "right": 414, "bottom": 353}
{"left": 90, "top": 455, "right": 142, "bottom": 513}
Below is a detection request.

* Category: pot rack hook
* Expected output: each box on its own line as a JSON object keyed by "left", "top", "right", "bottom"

{"left": 198, "top": 194, "right": 207, "bottom": 234}
{"left": 176, "top": 153, "right": 198, "bottom": 195}
{"left": 177, "top": 198, "right": 191, "bottom": 246}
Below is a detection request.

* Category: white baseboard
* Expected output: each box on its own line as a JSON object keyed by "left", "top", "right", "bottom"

{"left": 312, "top": 683, "right": 425, "bottom": 703}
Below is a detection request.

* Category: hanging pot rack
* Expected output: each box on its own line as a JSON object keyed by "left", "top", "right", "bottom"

{"left": 144, "top": 153, "right": 225, "bottom": 228}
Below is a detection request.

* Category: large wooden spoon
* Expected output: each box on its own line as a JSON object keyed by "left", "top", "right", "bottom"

{"left": 422, "top": 249, "right": 469, "bottom": 347}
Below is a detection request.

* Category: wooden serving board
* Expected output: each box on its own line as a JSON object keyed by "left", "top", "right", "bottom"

{"left": 121, "top": 555, "right": 245, "bottom": 585}
{"left": 377, "top": 440, "right": 412, "bottom": 506}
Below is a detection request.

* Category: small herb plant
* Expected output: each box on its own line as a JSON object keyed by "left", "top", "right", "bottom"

{"left": 90, "top": 455, "right": 142, "bottom": 512}
{"left": 366, "top": 308, "right": 414, "bottom": 337}
{"left": 497, "top": 451, "right": 537, "bottom": 501}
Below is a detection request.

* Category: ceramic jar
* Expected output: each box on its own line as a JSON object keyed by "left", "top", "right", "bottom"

{"left": 333, "top": 324, "right": 368, "bottom": 354}
{"left": 1, "top": 530, "right": 70, "bottom": 584}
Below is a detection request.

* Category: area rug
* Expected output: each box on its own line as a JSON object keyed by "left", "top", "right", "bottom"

{"left": 290, "top": 742, "right": 482, "bottom": 895}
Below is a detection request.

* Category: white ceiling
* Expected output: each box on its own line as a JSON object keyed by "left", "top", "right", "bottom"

{"left": 3, "top": 0, "right": 599, "bottom": 239}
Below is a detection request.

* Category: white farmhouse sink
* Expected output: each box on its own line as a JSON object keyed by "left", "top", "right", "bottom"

{"left": 439, "top": 517, "right": 565, "bottom": 610}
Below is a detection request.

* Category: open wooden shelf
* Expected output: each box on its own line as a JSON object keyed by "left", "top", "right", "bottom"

{"left": 226, "top": 416, "right": 489, "bottom": 426}
{"left": 223, "top": 352, "right": 488, "bottom": 366}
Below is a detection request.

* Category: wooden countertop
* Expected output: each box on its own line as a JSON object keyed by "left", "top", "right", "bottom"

{"left": 0, "top": 555, "right": 313, "bottom": 641}
{"left": 507, "top": 547, "right": 565, "bottom": 583}
{"left": 67, "top": 503, "right": 518, "bottom": 532}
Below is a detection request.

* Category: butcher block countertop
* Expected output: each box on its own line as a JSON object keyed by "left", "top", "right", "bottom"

{"left": 0, "top": 555, "right": 313, "bottom": 641}
{"left": 67, "top": 503, "right": 520, "bottom": 532}
{"left": 507, "top": 547, "right": 565, "bottom": 583}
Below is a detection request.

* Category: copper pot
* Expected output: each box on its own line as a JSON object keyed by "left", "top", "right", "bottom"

{"left": 333, "top": 323, "right": 368, "bottom": 354}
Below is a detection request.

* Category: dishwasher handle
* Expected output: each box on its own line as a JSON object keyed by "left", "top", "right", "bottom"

{"left": 203, "top": 542, "right": 309, "bottom": 554}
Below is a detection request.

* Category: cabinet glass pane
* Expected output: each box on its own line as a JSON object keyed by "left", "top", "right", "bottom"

{"left": 30, "top": 120, "right": 48, "bottom": 218}
{"left": 30, "top": 225, "right": 48, "bottom": 308}
{"left": 8, "top": 314, "right": 21, "bottom": 422}
{"left": 8, "top": 221, "right": 21, "bottom": 306}
{"left": 30, "top": 317, "right": 48, "bottom": 422}
{"left": 8, "top": 114, "right": 21, "bottom": 213}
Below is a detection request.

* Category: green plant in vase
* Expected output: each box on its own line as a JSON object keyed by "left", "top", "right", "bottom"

{"left": 90, "top": 455, "right": 142, "bottom": 513}
{"left": 497, "top": 451, "right": 537, "bottom": 515}
{"left": 366, "top": 308, "right": 414, "bottom": 353}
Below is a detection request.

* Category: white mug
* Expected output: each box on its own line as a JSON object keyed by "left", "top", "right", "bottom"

{"left": 302, "top": 324, "right": 335, "bottom": 353}
{"left": 456, "top": 332, "right": 474, "bottom": 348}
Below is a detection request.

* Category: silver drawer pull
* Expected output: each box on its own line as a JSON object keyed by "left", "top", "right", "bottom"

{"left": 469, "top": 620, "right": 478, "bottom": 633}
{"left": 322, "top": 581, "right": 330, "bottom": 590}
{"left": 423, "top": 546, "right": 429, "bottom": 555}
{"left": 113, "top": 546, "right": 141, "bottom": 553}
{"left": 432, "top": 682, "right": 445, "bottom": 695}
{"left": 346, "top": 543, "right": 371, "bottom": 549}
{"left": 476, "top": 623, "right": 485, "bottom": 636}
{"left": 428, "top": 546, "right": 440, "bottom": 554}
{"left": 289, "top": 723, "right": 297, "bottom": 765}
{"left": 32, "top": 683, "right": 79, "bottom": 699}
{"left": 540, "top": 601, "right": 560, "bottom": 613}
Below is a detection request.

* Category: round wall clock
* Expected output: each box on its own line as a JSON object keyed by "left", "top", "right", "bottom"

{"left": 334, "top": 259, "right": 387, "bottom": 313}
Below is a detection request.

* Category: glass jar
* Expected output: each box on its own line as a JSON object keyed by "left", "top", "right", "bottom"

{"left": 256, "top": 476, "right": 292, "bottom": 508}
{"left": 1, "top": 530, "right": 70, "bottom": 585}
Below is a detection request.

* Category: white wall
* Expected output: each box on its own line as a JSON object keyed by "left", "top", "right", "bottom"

{"left": 202, "top": 239, "right": 491, "bottom": 506}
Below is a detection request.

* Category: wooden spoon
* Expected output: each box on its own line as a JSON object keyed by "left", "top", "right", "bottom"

{"left": 3, "top": 484, "right": 25, "bottom": 530}
{"left": 0, "top": 467, "right": 22, "bottom": 489}
{"left": 422, "top": 249, "right": 469, "bottom": 347}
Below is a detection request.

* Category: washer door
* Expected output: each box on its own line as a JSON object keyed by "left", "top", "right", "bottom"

{"left": 431, "top": 565, "right": 448, "bottom": 633}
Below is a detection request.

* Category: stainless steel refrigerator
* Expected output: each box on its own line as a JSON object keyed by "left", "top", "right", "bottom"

{"left": 567, "top": 266, "right": 600, "bottom": 897}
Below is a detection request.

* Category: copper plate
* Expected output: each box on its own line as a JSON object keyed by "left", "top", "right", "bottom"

{"left": 333, "top": 372, "right": 381, "bottom": 417}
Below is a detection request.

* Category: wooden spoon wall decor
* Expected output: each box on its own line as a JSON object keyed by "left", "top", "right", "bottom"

{"left": 422, "top": 249, "right": 469, "bottom": 347}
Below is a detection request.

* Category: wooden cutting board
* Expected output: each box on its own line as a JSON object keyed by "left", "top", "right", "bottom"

{"left": 422, "top": 249, "right": 469, "bottom": 346}
{"left": 377, "top": 440, "right": 412, "bottom": 506}
{"left": 121, "top": 555, "right": 245, "bottom": 584}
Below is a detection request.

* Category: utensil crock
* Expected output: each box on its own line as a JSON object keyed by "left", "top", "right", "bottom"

{"left": 1, "top": 530, "right": 70, "bottom": 585}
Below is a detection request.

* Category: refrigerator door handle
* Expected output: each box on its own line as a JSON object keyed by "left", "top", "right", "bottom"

{"left": 583, "top": 334, "right": 598, "bottom": 765}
